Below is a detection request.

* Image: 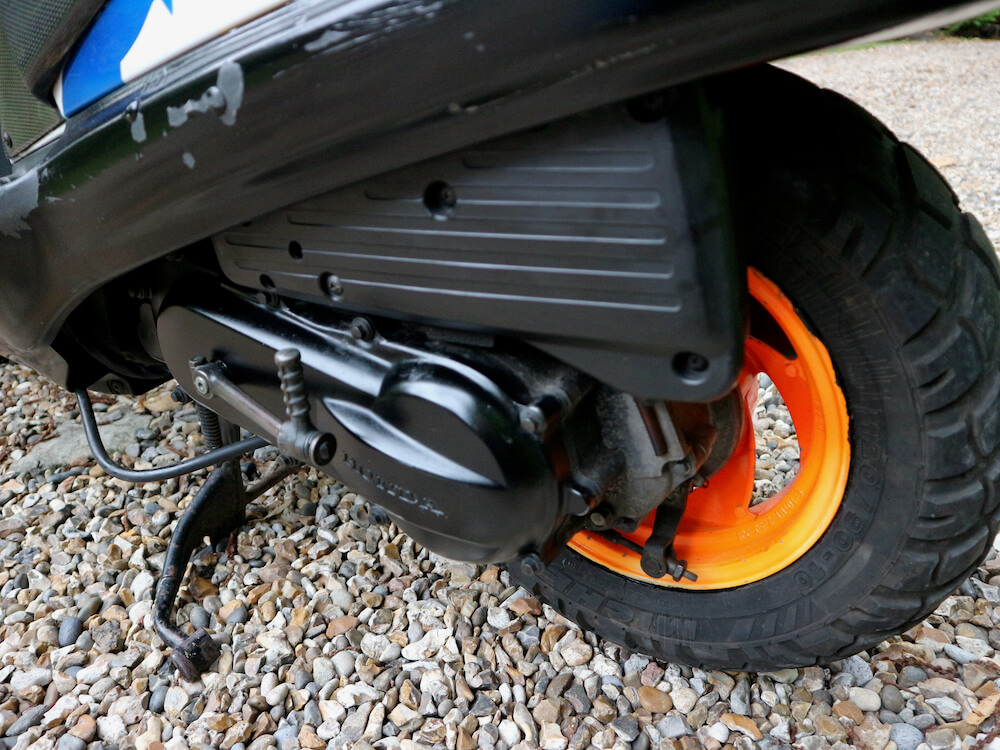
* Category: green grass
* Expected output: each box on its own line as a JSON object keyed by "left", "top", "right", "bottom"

{"left": 945, "top": 10, "right": 1000, "bottom": 37}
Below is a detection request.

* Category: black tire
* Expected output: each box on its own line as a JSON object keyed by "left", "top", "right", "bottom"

{"left": 512, "top": 65, "right": 1000, "bottom": 670}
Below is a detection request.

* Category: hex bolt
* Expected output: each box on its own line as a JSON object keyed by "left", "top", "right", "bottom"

{"left": 171, "top": 386, "right": 192, "bottom": 404}
{"left": 349, "top": 317, "right": 376, "bottom": 342}
{"left": 519, "top": 405, "right": 546, "bottom": 434}
{"left": 519, "top": 553, "right": 544, "bottom": 576}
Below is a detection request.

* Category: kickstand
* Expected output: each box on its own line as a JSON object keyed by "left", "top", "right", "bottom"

{"left": 153, "top": 408, "right": 248, "bottom": 681}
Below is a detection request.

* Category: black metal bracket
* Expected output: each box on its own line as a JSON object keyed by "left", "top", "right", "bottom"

{"left": 639, "top": 480, "right": 698, "bottom": 582}
{"left": 152, "top": 406, "right": 247, "bottom": 680}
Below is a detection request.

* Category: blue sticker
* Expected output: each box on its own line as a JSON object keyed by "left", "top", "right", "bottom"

{"left": 61, "top": 0, "right": 164, "bottom": 115}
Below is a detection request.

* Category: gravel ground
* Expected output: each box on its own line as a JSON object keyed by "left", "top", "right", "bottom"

{"left": 778, "top": 38, "right": 1000, "bottom": 247}
{"left": 0, "top": 36, "right": 999, "bottom": 750}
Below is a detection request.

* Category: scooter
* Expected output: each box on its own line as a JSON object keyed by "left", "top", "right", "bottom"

{"left": 2, "top": 0, "right": 999, "bottom": 677}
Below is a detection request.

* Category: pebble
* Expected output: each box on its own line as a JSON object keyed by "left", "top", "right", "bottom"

{"left": 149, "top": 685, "right": 168, "bottom": 714}
{"left": 890, "top": 722, "right": 925, "bottom": 750}
{"left": 58, "top": 616, "right": 83, "bottom": 647}
{"left": 671, "top": 687, "right": 699, "bottom": 713}
{"left": 163, "top": 686, "right": 188, "bottom": 719}
{"left": 56, "top": 736, "right": 86, "bottom": 750}
{"left": 849, "top": 687, "right": 882, "bottom": 712}
{"left": 6, "top": 705, "right": 46, "bottom": 736}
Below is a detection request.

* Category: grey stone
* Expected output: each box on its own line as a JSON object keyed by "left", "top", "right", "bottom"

{"left": 656, "top": 715, "right": 691, "bottom": 739}
{"left": 610, "top": 717, "right": 640, "bottom": 742}
{"left": 149, "top": 685, "right": 168, "bottom": 714}
{"left": 5, "top": 705, "right": 46, "bottom": 736}
{"left": 59, "top": 617, "right": 83, "bottom": 647}
{"left": 880, "top": 685, "right": 905, "bottom": 713}
{"left": 56, "top": 736, "right": 86, "bottom": 750}
{"left": 189, "top": 606, "right": 210, "bottom": 630}
{"left": 10, "top": 413, "right": 152, "bottom": 473}
{"left": 839, "top": 655, "right": 873, "bottom": 685}
{"left": 890, "top": 723, "right": 925, "bottom": 750}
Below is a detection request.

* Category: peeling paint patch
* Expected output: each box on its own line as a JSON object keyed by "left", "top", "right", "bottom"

{"left": 130, "top": 111, "right": 147, "bottom": 143}
{"left": 304, "top": 29, "right": 350, "bottom": 52}
{"left": 166, "top": 86, "right": 225, "bottom": 128}
{"left": 0, "top": 171, "right": 39, "bottom": 238}
{"left": 217, "top": 61, "right": 244, "bottom": 127}
{"left": 182, "top": 152, "right": 196, "bottom": 169}
{"left": 166, "top": 61, "right": 244, "bottom": 129}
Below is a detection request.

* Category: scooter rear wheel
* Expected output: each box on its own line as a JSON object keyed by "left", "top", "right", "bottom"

{"left": 513, "top": 65, "right": 1000, "bottom": 669}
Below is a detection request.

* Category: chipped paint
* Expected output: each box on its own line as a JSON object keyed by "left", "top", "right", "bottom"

{"left": 166, "top": 61, "right": 244, "bottom": 128}
{"left": 0, "top": 171, "right": 39, "bottom": 238}
{"left": 130, "top": 111, "right": 147, "bottom": 143}
{"left": 217, "top": 61, "right": 244, "bottom": 127}
{"left": 182, "top": 152, "right": 196, "bottom": 169}
{"left": 304, "top": 29, "right": 350, "bottom": 52}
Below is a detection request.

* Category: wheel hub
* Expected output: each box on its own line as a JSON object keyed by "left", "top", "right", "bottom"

{"left": 568, "top": 267, "right": 851, "bottom": 589}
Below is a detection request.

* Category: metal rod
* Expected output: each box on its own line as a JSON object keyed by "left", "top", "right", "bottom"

{"left": 75, "top": 389, "right": 268, "bottom": 483}
{"left": 246, "top": 457, "right": 303, "bottom": 501}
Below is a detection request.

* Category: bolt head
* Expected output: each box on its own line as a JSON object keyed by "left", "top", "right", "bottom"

{"left": 519, "top": 553, "right": 544, "bottom": 576}
{"left": 310, "top": 434, "right": 336, "bottom": 465}
{"left": 349, "top": 317, "right": 375, "bottom": 341}
{"left": 670, "top": 458, "right": 692, "bottom": 477}
{"left": 193, "top": 376, "right": 210, "bottom": 396}
{"left": 519, "top": 405, "right": 546, "bottom": 434}
{"left": 588, "top": 512, "right": 607, "bottom": 528}
{"left": 322, "top": 274, "right": 344, "bottom": 297}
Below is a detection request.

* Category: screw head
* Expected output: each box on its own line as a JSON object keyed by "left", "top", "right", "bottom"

{"left": 588, "top": 512, "right": 607, "bottom": 528}
{"left": 193, "top": 375, "right": 210, "bottom": 397}
{"left": 124, "top": 100, "right": 140, "bottom": 123}
{"left": 519, "top": 553, "right": 544, "bottom": 576}
{"left": 322, "top": 273, "right": 343, "bottom": 297}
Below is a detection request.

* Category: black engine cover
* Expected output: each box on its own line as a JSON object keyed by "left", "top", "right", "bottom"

{"left": 157, "top": 285, "right": 571, "bottom": 563}
{"left": 214, "top": 90, "right": 742, "bottom": 401}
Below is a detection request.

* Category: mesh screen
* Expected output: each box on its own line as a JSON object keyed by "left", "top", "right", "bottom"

{"left": 0, "top": 25, "right": 61, "bottom": 157}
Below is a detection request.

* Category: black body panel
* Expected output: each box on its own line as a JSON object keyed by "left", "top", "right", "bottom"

{"left": 215, "top": 96, "right": 741, "bottom": 401}
{"left": 0, "top": 0, "right": 991, "bottom": 387}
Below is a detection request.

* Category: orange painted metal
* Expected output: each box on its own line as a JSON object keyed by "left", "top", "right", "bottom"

{"left": 567, "top": 268, "right": 851, "bottom": 589}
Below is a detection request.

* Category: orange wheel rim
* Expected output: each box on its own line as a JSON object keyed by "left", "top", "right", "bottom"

{"left": 567, "top": 267, "right": 851, "bottom": 589}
